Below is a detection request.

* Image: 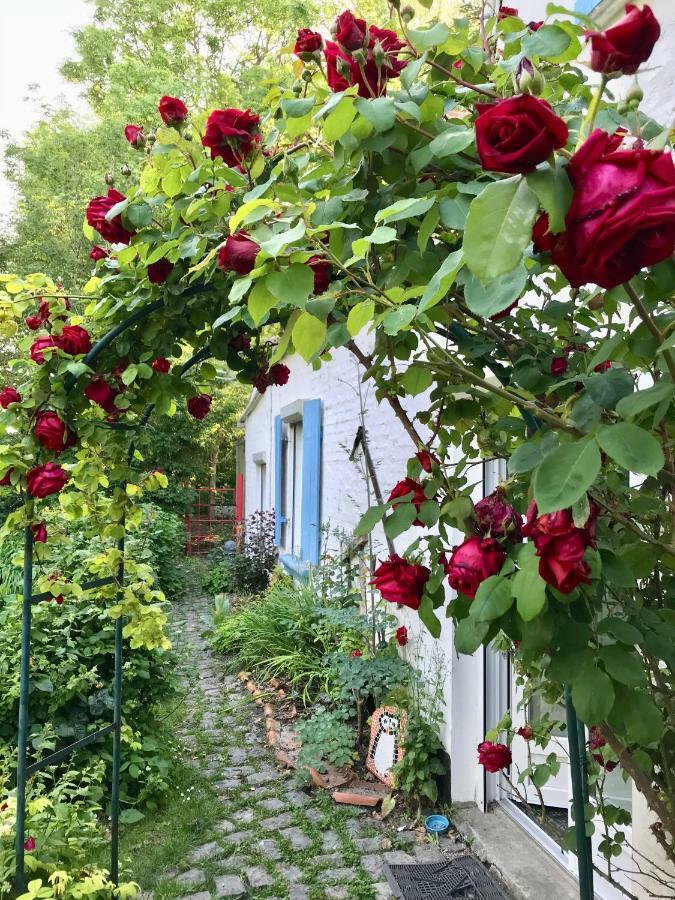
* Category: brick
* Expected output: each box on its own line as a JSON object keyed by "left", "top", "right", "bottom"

{"left": 332, "top": 789, "right": 380, "bottom": 807}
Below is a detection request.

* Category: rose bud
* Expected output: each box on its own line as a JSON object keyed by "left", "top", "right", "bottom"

{"left": 442, "top": 536, "right": 506, "bottom": 600}
{"left": 124, "top": 124, "right": 145, "bottom": 148}
{"left": 335, "top": 10, "right": 367, "bottom": 51}
{"left": 158, "top": 95, "right": 188, "bottom": 126}
{"left": 371, "top": 554, "right": 430, "bottom": 610}
{"left": 587, "top": 4, "right": 660, "bottom": 76}
{"left": 415, "top": 450, "right": 438, "bottom": 473}
{"left": 89, "top": 246, "right": 108, "bottom": 261}
{"left": 388, "top": 477, "right": 428, "bottom": 527}
{"left": 498, "top": 6, "right": 518, "bottom": 20}
{"left": 351, "top": 649, "right": 362, "bottom": 658}
{"left": 217, "top": 232, "right": 260, "bottom": 275}
{"left": 474, "top": 490, "right": 523, "bottom": 542}
{"left": 550, "top": 355, "right": 569, "bottom": 376}
{"left": 478, "top": 741, "right": 512, "bottom": 772}
{"left": 151, "top": 357, "right": 171, "bottom": 374}
{"left": 24, "top": 836, "right": 36, "bottom": 852}
{"left": 476, "top": 95, "right": 568, "bottom": 174}
{"left": 32, "top": 522, "right": 48, "bottom": 543}
{"left": 0, "top": 387, "right": 21, "bottom": 409}
{"left": 588, "top": 726, "right": 617, "bottom": 771}
{"left": 26, "top": 461, "right": 69, "bottom": 498}
{"left": 147, "top": 258, "right": 174, "bottom": 285}
{"left": 395, "top": 625, "right": 408, "bottom": 646}
{"left": 104, "top": 172, "right": 115, "bottom": 186}
{"left": 121, "top": 164, "right": 132, "bottom": 176}
{"left": 187, "top": 393, "right": 212, "bottom": 420}
{"left": 400, "top": 4, "right": 414, "bottom": 22}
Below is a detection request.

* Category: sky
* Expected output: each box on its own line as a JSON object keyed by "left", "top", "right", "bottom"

{"left": 0, "top": 0, "right": 92, "bottom": 219}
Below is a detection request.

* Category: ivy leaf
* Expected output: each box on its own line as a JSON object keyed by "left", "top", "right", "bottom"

{"left": 471, "top": 576, "right": 513, "bottom": 622}
{"left": 292, "top": 312, "right": 326, "bottom": 361}
{"left": 596, "top": 423, "right": 664, "bottom": 476}
{"left": 572, "top": 667, "right": 615, "bottom": 724}
{"left": 533, "top": 439, "right": 601, "bottom": 513}
{"left": 464, "top": 176, "right": 539, "bottom": 281}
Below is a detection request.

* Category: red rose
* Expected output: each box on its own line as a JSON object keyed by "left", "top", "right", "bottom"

{"left": 308, "top": 256, "right": 332, "bottom": 294}
{"left": 158, "top": 95, "right": 187, "bottom": 126}
{"left": 532, "top": 213, "right": 555, "bottom": 254}
{"left": 124, "top": 124, "right": 145, "bottom": 147}
{"left": 478, "top": 741, "right": 512, "bottom": 772}
{"left": 371, "top": 554, "right": 430, "bottom": 610}
{"left": 34, "top": 411, "right": 71, "bottom": 453}
{"left": 594, "top": 360, "right": 612, "bottom": 373}
{"left": 498, "top": 5, "right": 518, "bottom": 19}
{"left": 30, "top": 336, "right": 58, "bottom": 364}
{"left": 351, "top": 649, "right": 362, "bottom": 658}
{"left": 395, "top": 625, "right": 408, "bottom": 646}
{"left": 335, "top": 11, "right": 367, "bottom": 51}
{"left": 442, "top": 536, "right": 505, "bottom": 600}
{"left": 550, "top": 355, "right": 569, "bottom": 376}
{"left": 188, "top": 393, "right": 212, "bottom": 420}
{"left": 32, "top": 522, "right": 48, "bottom": 543}
{"left": 0, "top": 387, "right": 21, "bottom": 408}
{"left": 53, "top": 595, "right": 64, "bottom": 605}
{"left": 588, "top": 726, "right": 617, "bottom": 771}
{"left": 25, "top": 314, "right": 42, "bottom": 330}
{"left": 218, "top": 232, "right": 260, "bottom": 275}
{"left": 528, "top": 20, "right": 543, "bottom": 31}
{"left": 587, "top": 3, "right": 660, "bottom": 76}
{"left": 26, "top": 462, "right": 69, "bottom": 498}
{"left": 415, "top": 450, "right": 438, "bottom": 473}
{"left": 388, "top": 477, "right": 428, "bottom": 527}
{"left": 474, "top": 490, "right": 523, "bottom": 542}
{"left": 269, "top": 364, "right": 290, "bottom": 386}
{"left": 151, "top": 357, "right": 171, "bottom": 374}
{"left": 551, "top": 130, "right": 675, "bottom": 290}
{"left": 475, "top": 95, "right": 568, "bottom": 175}
{"left": 517, "top": 725, "right": 533, "bottom": 740}
{"left": 0, "top": 469, "right": 14, "bottom": 487}
{"left": 84, "top": 377, "right": 119, "bottom": 414}
{"left": 490, "top": 299, "right": 519, "bottom": 322}
{"left": 252, "top": 371, "right": 270, "bottom": 394}
{"left": 147, "top": 259, "right": 174, "bottom": 284}
{"left": 522, "top": 501, "right": 597, "bottom": 593}
{"left": 24, "top": 836, "right": 36, "bottom": 852}
{"left": 89, "top": 246, "right": 108, "bottom": 261}
{"left": 86, "top": 189, "right": 134, "bottom": 245}
{"left": 202, "top": 108, "right": 260, "bottom": 168}
{"left": 294, "top": 28, "right": 323, "bottom": 59}
{"left": 56, "top": 325, "right": 91, "bottom": 356}
{"left": 324, "top": 22, "right": 406, "bottom": 98}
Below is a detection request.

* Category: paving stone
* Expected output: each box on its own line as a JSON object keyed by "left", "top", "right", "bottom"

{"left": 279, "top": 864, "right": 302, "bottom": 881}
{"left": 394, "top": 830, "right": 419, "bottom": 845}
{"left": 215, "top": 855, "right": 247, "bottom": 871}
{"left": 285, "top": 789, "right": 309, "bottom": 806}
{"left": 214, "top": 778, "right": 241, "bottom": 791}
{"left": 361, "top": 854, "right": 384, "bottom": 878}
{"left": 258, "top": 797, "right": 286, "bottom": 812}
{"left": 176, "top": 868, "right": 206, "bottom": 887}
{"left": 186, "top": 840, "right": 221, "bottom": 864}
{"left": 257, "top": 838, "right": 282, "bottom": 860}
{"left": 324, "top": 867, "right": 354, "bottom": 883}
{"left": 313, "top": 852, "right": 343, "bottom": 867}
{"left": 213, "top": 873, "right": 247, "bottom": 897}
{"left": 280, "top": 826, "right": 311, "bottom": 850}
{"left": 354, "top": 836, "right": 382, "bottom": 852}
{"left": 322, "top": 830, "right": 341, "bottom": 851}
{"left": 247, "top": 769, "right": 281, "bottom": 785}
{"left": 236, "top": 808, "right": 256, "bottom": 824}
{"left": 245, "top": 866, "right": 275, "bottom": 888}
{"left": 383, "top": 851, "right": 416, "bottom": 866}
{"left": 221, "top": 830, "right": 251, "bottom": 845}
{"left": 304, "top": 808, "right": 322, "bottom": 824}
{"left": 325, "top": 888, "right": 350, "bottom": 899}
{"left": 214, "top": 819, "right": 236, "bottom": 835}
{"left": 414, "top": 844, "right": 444, "bottom": 862}
{"left": 228, "top": 748, "right": 248, "bottom": 764}
{"left": 372, "top": 883, "right": 395, "bottom": 899}
{"left": 288, "top": 887, "right": 310, "bottom": 900}
{"left": 259, "top": 812, "right": 293, "bottom": 830}
{"left": 179, "top": 893, "right": 211, "bottom": 900}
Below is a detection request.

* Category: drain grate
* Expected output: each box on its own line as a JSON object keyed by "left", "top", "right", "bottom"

{"left": 383, "top": 856, "right": 509, "bottom": 899}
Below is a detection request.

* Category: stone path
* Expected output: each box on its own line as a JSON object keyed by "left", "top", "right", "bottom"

{"left": 149, "top": 589, "right": 466, "bottom": 899}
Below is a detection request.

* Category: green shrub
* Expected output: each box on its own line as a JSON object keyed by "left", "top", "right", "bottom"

{"left": 392, "top": 713, "right": 446, "bottom": 804}
{"left": 296, "top": 707, "right": 356, "bottom": 773}
{"left": 139, "top": 503, "right": 188, "bottom": 599}
{"left": 202, "top": 553, "right": 270, "bottom": 597}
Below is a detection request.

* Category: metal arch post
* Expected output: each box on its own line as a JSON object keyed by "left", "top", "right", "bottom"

{"left": 110, "top": 528, "right": 124, "bottom": 884}
{"left": 565, "top": 685, "right": 595, "bottom": 900}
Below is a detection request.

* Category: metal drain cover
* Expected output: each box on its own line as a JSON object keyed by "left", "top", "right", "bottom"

{"left": 383, "top": 856, "right": 509, "bottom": 899}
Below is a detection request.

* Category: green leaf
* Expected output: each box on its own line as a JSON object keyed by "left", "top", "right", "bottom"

{"left": 323, "top": 97, "right": 356, "bottom": 141}
{"left": 464, "top": 264, "right": 527, "bottom": 318}
{"left": 428, "top": 129, "right": 474, "bottom": 159}
{"left": 572, "top": 667, "right": 615, "bottom": 724}
{"left": 526, "top": 165, "right": 573, "bottom": 233}
{"left": 418, "top": 594, "right": 442, "bottom": 639}
{"left": 522, "top": 24, "right": 571, "bottom": 59}
{"left": 616, "top": 379, "right": 672, "bottom": 420}
{"left": 375, "top": 196, "right": 435, "bottom": 224}
{"left": 355, "top": 97, "right": 396, "bottom": 132}
{"left": 509, "top": 441, "right": 543, "bottom": 474}
{"left": 119, "top": 808, "right": 145, "bottom": 824}
{"left": 347, "top": 300, "right": 375, "bottom": 337}
{"left": 121, "top": 364, "right": 138, "bottom": 386}
{"left": 355, "top": 504, "right": 386, "bottom": 536}
{"left": 401, "top": 366, "right": 433, "bottom": 396}
{"left": 259, "top": 220, "right": 306, "bottom": 258}
{"left": 267, "top": 263, "right": 314, "bottom": 306}
{"left": 533, "top": 439, "right": 601, "bottom": 514}
{"left": 408, "top": 22, "right": 451, "bottom": 51}
{"left": 454, "top": 617, "right": 489, "bottom": 654}
{"left": 417, "top": 205, "right": 440, "bottom": 253}
{"left": 596, "top": 423, "right": 665, "bottom": 476}
{"left": 418, "top": 249, "right": 463, "bottom": 312}
{"left": 586, "top": 368, "right": 634, "bottom": 409}
{"left": 383, "top": 503, "right": 417, "bottom": 539}
{"left": 292, "top": 312, "right": 326, "bottom": 361}
{"left": 513, "top": 555, "right": 547, "bottom": 622}
{"left": 599, "top": 646, "right": 645, "bottom": 687}
{"left": 400, "top": 51, "right": 428, "bottom": 90}
{"left": 464, "top": 177, "right": 539, "bottom": 281}
{"left": 281, "top": 97, "right": 315, "bottom": 118}
{"left": 616, "top": 690, "right": 663, "bottom": 745}
{"left": 382, "top": 305, "right": 416, "bottom": 336}
{"left": 248, "top": 279, "right": 276, "bottom": 325}
{"left": 471, "top": 576, "right": 513, "bottom": 622}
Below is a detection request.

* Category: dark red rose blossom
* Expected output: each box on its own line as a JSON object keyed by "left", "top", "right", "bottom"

{"left": 84, "top": 378, "right": 119, "bottom": 414}
{"left": 147, "top": 258, "right": 174, "bottom": 285}
{"left": 475, "top": 95, "right": 568, "bottom": 175}
{"left": 532, "top": 213, "right": 555, "bottom": 254}
{"left": 0, "top": 468, "right": 14, "bottom": 487}
{"left": 498, "top": 5, "right": 518, "bottom": 19}
{"left": 229, "top": 333, "right": 251, "bottom": 352}
{"left": 415, "top": 450, "right": 438, "bottom": 473}
{"left": 522, "top": 501, "right": 598, "bottom": 593}
{"left": 474, "top": 490, "right": 523, "bottom": 542}
{"left": 587, "top": 3, "right": 660, "bottom": 75}
{"left": 351, "top": 649, "right": 362, "bottom": 658}
{"left": 218, "top": 232, "right": 260, "bottom": 275}
{"left": 86, "top": 189, "right": 135, "bottom": 245}
{"left": 25, "top": 314, "right": 43, "bottom": 330}
{"left": 324, "top": 19, "right": 406, "bottom": 99}
{"left": 26, "top": 462, "right": 69, "bottom": 498}
{"left": 0, "top": 387, "right": 21, "bottom": 408}
{"left": 551, "top": 130, "right": 675, "bottom": 290}
{"left": 388, "top": 477, "right": 428, "bottom": 527}
{"left": 124, "top": 124, "right": 145, "bottom": 147}
{"left": 517, "top": 725, "right": 533, "bottom": 740}
{"left": 252, "top": 370, "right": 271, "bottom": 395}
{"left": 594, "top": 360, "right": 612, "bottom": 373}
{"left": 528, "top": 20, "right": 543, "bottom": 31}
{"left": 588, "top": 726, "right": 617, "bottom": 771}
{"left": 34, "top": 411, "right": 71, "bottom": 453}
{"left": 269, "top": 364, "right": 290, "bottom": 386}
{"left": 335, "top": 10, "right": 368, "bottom": 50}
{"left": 395, "top": 625, "right": 408, "bottom": 647}
{"left": 550, "top": 355, "right": 569, "bottom": 376}
{"left": 24, "top": 836, "right": 36, "bottom": 852}
{"left": 371, "top": 554, "right": 430, "bottom": 610}
{"left": 308, "top": 255, "right": 332, "bottom": 294}
{"left": 202, "top": 108, "right": 260, "bottom": 168}
{"left": 32, "top": 522, "right": 48, "bottom": 543}
{"left": 30, "top": 336, "right": 58, "bottom": 364}
{"left": 158, "top": 95, "right": 188, "bottom": 126}
{"left": 89, "top": 246, "right": 108, "bottom": 261}
{"left": 187, "top": 393, "right": 212, "bottom": 420}
{"left": 478, "top": 741, "right": 512, "bottom": 772}
{"left": 151, "top": 357, "right": 171, "bottom": 374}
{"left": 294, "top": 28, "right": 323, "bottom": 58}
{"left": 442, "top": 536, "right": 506, "bottom": 600}
{"left": 56, "top": 325, "right": 91, "bottom": 356}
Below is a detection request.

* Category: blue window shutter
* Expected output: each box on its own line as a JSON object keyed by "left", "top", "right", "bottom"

{"left": 274, "top": 415, "right": 283, "bottom": 545}
{"left": 301, "top": 399, "right": 322, "bottom": 566}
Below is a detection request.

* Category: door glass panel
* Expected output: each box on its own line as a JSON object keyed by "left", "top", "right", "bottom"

{"left": 528, "top": 694, "right": 566, "bottom": 737}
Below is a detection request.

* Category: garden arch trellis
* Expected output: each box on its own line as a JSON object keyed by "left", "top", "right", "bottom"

{"left": 13, "top": 297, "right": 212, "bottom": 893}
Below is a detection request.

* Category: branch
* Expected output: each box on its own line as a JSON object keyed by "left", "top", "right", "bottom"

{"left": 624, "top": 283, "right": 675, "bottom": 382}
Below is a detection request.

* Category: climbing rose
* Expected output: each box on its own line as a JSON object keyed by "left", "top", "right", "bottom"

{"left": 371, "top": 555, "right": 430, "bottom": 610}
{"left": 388, "top": 478, "right": 428, "bottom": 527}
{"left": 202, "top": 108, "right": 260, "bottom": 168}
{"left": 218, "top": 232, "right": 260, "bottom": 275}
{"left": 550, "top": 130, "right": 675, "bottom": 289}
{"left": 24, "top": 836, "right": 36, "bottom": 852}
{"left": 30, "top": 336, "right": 58, "bottom": 364}
{"left": 0, "top": 387, "right": 21, "bottom": 408}
{"left": 151, "top": 357, "right": 171, "bottom": 374}
{"left": 147, "top": 258, "right": 174, "bottom": 284}
{"left": 229, "top": 333, "right": 251, "bottom": 352}
{"left": 415, "top": 450, "right": 438, "bottom": 473}
{"left": 269, "top": 364, "right": 290, "bottom": 386}
{"left": 26, "top": 462, "right": 69, "bottom": 498}
{"left": 187, "top": 393, "right": 212, "bottom": 420}
{"left": 308, "top": 256, "right": 332, "bottom": 294}
{"left": 158, "top": 95, "right": 187, "bottom": 126}
{"left": 86, "top": 189, "right": 134, "bottom": 245}
{"left": 522, "top": 502, "right": 598, "bottom": 593}
{"left": 89, "top": 246, "right": 108, "bottom": 261}
{"left": 324, "top": 17, "right": 406, "bottom": 98}
{"left": 351, "top": 649, "right": 362, "bottom": 658}
{"left": 550, "top": 355, "right": 569, "bottom": 376}
{"left": 442, "top": 536, "right": 505, "bottom": 600}
{"left": 474, "top": 490, "right": 523, "bottom": 542}
{"left": 84, "top": 378, "right": 119, "bottom": 414}
{"left": 528, "top": 20, "right": 543, "bottom": 31}
{"left": 594, "top": 360, "right": 612, "bottom": 373}
{"left": 0, "top": 468, "right": 14, "bottom": 487}
{"left": 395, "top": 626, "right": 408, "bottom": 647}
{"left": 34, "top": 411, "right": 71, "bottom": 453}
{"left": 335, "top": 11, "right": 367, "bottom": 50}
{"left": 32, "top": 522, "right": 48, "bottom": 543}
{"left": 56, "top": 325, "right": 91, "bottom": 356}
{"left": 517, "top": 725, "right": 533, "bottom": 741}
{"left": 498, "top": 6, "right": 518, "bottom": 19}
{"left": 475, "top": 95, "right": 568, "bottom": 174}
{"left": 294, "top": 28, "right": 323, "bottom": 59}
{"left": 478, "top": 741, "right": 512, "bottom": 772}
{"left": 588, "top": 726, "right": 617, "bottom": 771}
{"left": 124, "top": 124, "right": 145, "bottom": 147}
{"left": 587, "top": 3, "right": 660, "bottom": 75}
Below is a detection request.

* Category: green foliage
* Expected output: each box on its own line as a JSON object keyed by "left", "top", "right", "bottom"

{"left": 327, "top": 650, "right": 409, "bottom": 710}
{"left": 140, "top": 504, "right": 189, "bottom": 599}
{"left": 202, "top": 509, "right": 277, "bottom": 596}
{"left": 392, "top": 713, "right": 445, "bottom": 804}
{"left": 296, "top": 706, "right": 356, "bottom": 773}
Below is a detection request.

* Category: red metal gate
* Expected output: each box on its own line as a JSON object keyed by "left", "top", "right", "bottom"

{"left": 185, "top": 486, "right": 238, "bottom": 555}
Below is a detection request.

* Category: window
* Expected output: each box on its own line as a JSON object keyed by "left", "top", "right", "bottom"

{"left": 258, "top": 462, "right": 266, "bottom": 509}
{"left": 285, "top": 421, "right": 303, "bottom": 557}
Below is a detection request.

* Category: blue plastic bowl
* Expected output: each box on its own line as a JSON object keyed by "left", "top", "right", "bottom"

{"left": 424, "top": 814, "right": 450, "bottom": 835}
